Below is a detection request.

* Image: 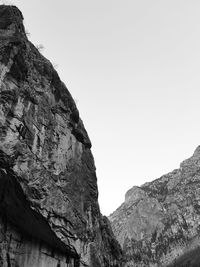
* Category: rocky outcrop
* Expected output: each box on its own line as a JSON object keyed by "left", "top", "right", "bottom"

{"left": 109, "top": 146, "right": 200, "bottom": 267}
{"left": 0, "top": 5, "right": 122, "bottom": 267}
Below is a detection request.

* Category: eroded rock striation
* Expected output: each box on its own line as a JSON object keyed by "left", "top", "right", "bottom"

{"left": 109, "top": 147, "right": 200, "bottom": 267}
{"left": 0, "top": 5, "right": 122, "bottom": 267}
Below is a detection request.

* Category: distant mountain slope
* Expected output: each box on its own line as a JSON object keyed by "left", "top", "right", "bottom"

{"left": 109, "top": 146, "right": 200, "bottom": 266}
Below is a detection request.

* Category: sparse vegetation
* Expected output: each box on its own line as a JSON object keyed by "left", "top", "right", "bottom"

{"left": 36, "top": 44, "right": 44, "bottom": 52}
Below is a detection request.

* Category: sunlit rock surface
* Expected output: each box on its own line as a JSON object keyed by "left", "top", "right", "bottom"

{"left": 0, "top": 5, "right": 122, "bottom": 267}
{"left": 109, "top": 147, "right": 200, "bottom": 267}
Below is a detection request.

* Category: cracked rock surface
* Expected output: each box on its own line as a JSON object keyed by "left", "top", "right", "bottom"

{"left": 109, "top": 147, "right": 200, "bottom": 267}
{"left": 0, "top": 5, "right": 122, "bottom": 267}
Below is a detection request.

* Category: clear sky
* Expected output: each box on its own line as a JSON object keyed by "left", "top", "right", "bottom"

{"left": 3, "top": 0, "right": 200, "bottom": 215}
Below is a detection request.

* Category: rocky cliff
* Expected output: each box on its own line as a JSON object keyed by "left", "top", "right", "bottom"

{"left": 109, "top": 146, "right": 200, "bottom": 267}
{"left": 0, "top": 5, "right": 122, "bottom": 267}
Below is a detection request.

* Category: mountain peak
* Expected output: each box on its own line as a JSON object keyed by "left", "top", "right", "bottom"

{"left": 0, "top": 5, "right": 25, "bottom": 34}
{"left": 125, "top": 186, "right": 146, "bottom": 205}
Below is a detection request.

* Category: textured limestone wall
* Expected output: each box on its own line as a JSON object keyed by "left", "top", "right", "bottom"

{"left": 0, "top": 5, "right": 122, "bottom": 267}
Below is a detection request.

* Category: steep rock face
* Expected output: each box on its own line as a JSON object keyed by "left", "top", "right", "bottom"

{"left": 0, "top": 5, "right": 122, "bottom": 267}
{"left": 109, "top": 147, "right": 200, "bottom": 267}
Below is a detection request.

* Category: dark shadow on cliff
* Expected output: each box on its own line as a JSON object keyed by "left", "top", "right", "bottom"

{"left": 0, "top": 149, "right": 79, "bottom": 262}
{"left": 167, "top": 246, "right": 200, "bottom": 267}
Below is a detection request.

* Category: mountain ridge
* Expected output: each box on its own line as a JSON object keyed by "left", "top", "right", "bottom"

{"left": 109, "top": 146, "right": 200, "bottom": 266}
